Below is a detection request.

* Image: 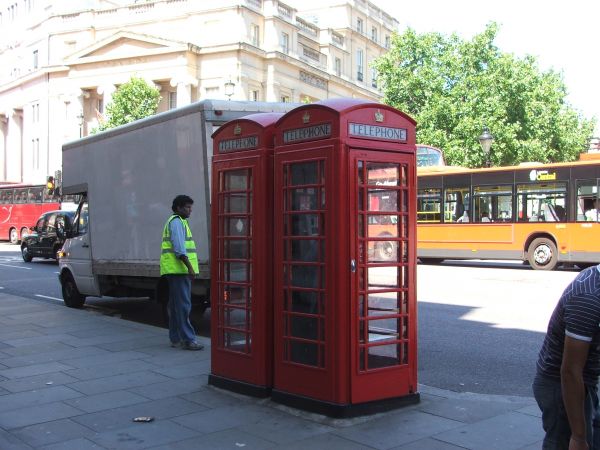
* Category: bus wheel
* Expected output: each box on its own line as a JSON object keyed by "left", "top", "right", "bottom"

{"left": 377, "top": 241, "right": 395, "bottom": 261}
{"left": 528, "top": 238, "right": 558, "bottom": 271}
{"left": 9, "top": 228, "right": 18, "bottom": 244}
{"left": 20, "top": 227, "right": 29, "bottom": 241}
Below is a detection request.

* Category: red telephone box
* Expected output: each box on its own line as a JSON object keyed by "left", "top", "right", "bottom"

{"left": 271, "top": 99, "right": 419, "bottom": 416}
{"left": 209, "top": 113, "right": 282, "bottom": 396}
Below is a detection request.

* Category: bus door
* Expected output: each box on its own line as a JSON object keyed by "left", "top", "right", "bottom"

{"left": 572, "top": 179, "right": 600, "bottom": 263}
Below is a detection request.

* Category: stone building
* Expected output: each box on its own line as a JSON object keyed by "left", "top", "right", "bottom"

{"left": 0, "top": 0, "right": 398, "bottom": 184}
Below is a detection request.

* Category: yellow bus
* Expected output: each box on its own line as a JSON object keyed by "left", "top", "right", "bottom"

{"left": 417, "top": 159, "right": 600, "bottom": 270}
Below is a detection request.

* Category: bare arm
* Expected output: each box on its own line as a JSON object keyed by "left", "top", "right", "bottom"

{"left": 561, "top": 335, "right": 590, "bottom": 449}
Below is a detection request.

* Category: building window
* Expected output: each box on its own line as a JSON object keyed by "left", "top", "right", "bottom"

{"left": 371, "top": 67, "right": 378, "bottom": 88}
{"left": 334, "top": 57, "right": 341, "bottom": 77}
{"left": 281, "top": 95, "right": 290, "bottom": 103}
{"left": 356, "top": 49, "right": 363, "bottom": 82}
{"left": 169, "top": 92, "right": 177, "bottom": 109}
{"left": 251, "top": 90, "right": 259, "bottom": 101}
{"left": 31, "top": 103, "right": 39, "bottom": 123}
{"left": 250, "top": 23, "right": 260, "bottom": 46}
{"left": 371, "top": 27, "right": 377, "bottom": 42}
{"left": 32, "top": 50, "right": 38, "bottom": 69}
{"left": 385, "top": 35, "right": 390, "bottom": 49}
{"left": 32, "top": 138, "right": 39, "bottom": 170}
{"left": 356, "top": 17, "right": 363, "bottom": 33}
{"left": 97, "top": 98, "right": 104, "bottom": 114}
{"left": 205, "top": 86, "right": 219, "bottom": 97}
{"left": 280, "top": 32, "right": 289, "bottom": 54}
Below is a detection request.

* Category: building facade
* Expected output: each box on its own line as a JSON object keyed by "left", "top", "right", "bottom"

{"left": 0, "top": 0, "right": 398, "bottom": 184}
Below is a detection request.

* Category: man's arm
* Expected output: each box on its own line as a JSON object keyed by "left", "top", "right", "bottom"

{"left": 169, "top": 219, "right": 196, "bottom": 278}
{"left": 561, "top": 335, "right": 591, "bottom": 448}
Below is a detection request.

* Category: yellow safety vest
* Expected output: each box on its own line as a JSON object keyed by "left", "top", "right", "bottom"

{"left": 160, "top": 215, "right": 199, "bottom": 276}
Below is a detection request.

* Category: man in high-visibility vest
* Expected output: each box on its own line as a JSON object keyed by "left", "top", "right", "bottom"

{"left": 160, "top": 195, "right": 203, "bottom": 350}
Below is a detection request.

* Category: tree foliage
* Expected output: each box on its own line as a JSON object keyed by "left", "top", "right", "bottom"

{"left": 97, "top": 77, "right": 161, "bottom": 132}
{"left": 373, "top": 23, "right": 596, "bottom": 167}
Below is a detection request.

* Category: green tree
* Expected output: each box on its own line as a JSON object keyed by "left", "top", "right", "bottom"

{"left": 96, "top": 77, "right": 161, "bottom": 132}
{"left": 373, "top": 23, "right": 596, "bottom": 167}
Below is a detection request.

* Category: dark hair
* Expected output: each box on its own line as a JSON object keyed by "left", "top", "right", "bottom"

{"left": 171, "top": 195, "right": 194, "bottom": 213}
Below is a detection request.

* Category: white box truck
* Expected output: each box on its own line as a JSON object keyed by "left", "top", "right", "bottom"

{"left": 58, "top": 99, "right": 296, "bottom": 310}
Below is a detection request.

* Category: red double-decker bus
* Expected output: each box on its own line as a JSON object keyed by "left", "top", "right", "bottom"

{"left": 0, "top": 184, "right": 62, "bottom": 244}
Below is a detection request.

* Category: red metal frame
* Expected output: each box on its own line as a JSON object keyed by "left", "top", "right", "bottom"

{"left": 272, "top": 99, "right": 418, "bottom": 410}
{"left": 210, "top": 114, "right": 282, "bottom": 393}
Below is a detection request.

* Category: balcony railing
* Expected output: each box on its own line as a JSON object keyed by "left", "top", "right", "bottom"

{"left": 297, "top": 44, "right": 327, "bottom": 69}
{"left": 331, "top": 32, "right": 344, "bottom": 48}
{"left": 296, "top": 17, "right": 318, "bottom": 36}
{"left": 277, "top": 2, "right": 293, "bottom": 20}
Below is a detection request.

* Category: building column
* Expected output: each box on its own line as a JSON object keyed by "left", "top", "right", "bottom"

{"left": 97, "top": 84, "right": 116, "bottom": 110}
{"left": 7, "top": 109, "right": 23, "bottom": 183}
{"left": 0, "top": 113, "right": 7, "bottom": 181}
{"left": 170, "top": 75, "right": 198, "bottom": 108}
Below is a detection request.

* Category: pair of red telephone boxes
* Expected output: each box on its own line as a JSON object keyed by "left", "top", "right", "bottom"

{"left": 209, "top": 98, "right": 418, "bottom": 417}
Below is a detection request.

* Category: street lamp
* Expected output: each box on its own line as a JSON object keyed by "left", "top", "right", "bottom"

{"left": 479, "top": 126, "right": 494, "bottom": 168}
{"left": 224, "top": 79, "right": 235, "bottom": 100}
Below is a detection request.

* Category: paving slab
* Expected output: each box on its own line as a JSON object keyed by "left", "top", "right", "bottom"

{"left": 269, "top": 432, "right": 378, "bottom": 450}
{"left": 0, "top": 361, "right": 76, "bottom": 380}
{"left": 89, "top": 420, "right": 200, "bottom": 450}
{"left": 67, "top": 371, "right": 173, "bottom": 396}
{"left": 0, "top": 385, "right": 82, "bottom": 412}
{"left": 332, "top": 410, "right": 463, "bottom": 450}
{"left": 0, "top": 371, "right": 80, "bottom": 393}
{"left": 39, "top": 437, "right": 106, "bottom": 450}
{"left": 433, "top": 411, "right": 544, "bottom": 450}
{"left": 64, "top": 359, "right": 161, "bottom": 381}
{"left": 63, "top": 351, "right": 150, "bottom": 369}
{"left": 0, "top": 401, "right": 84, "bottom": 430}
{"left": 129, "top": 376, "right": 204, "bottom": 400}
{"left": 171, "top": 403, "right": 274, "bottom": 434}
{"left": 11, "top": 418, "right": 96, "bottom": 448}
{"left": 0, "top": 428, "right": 33, "bottom": 450}
{"left": 0, "top": 346, "right": 112, "bottom": 368}
{"left": 71, "top": 397, "right": 208, "bottom": 433}
{"left": 150, "top": 428, "right": 279, "bottom": 450}
{"left": 64, "top": 390, "right": 149, "bottom": 413}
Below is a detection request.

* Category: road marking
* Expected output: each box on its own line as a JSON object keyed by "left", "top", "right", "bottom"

{"left": 0, "top": 263, "right": 31, "bottom": 270}
{"left": 35, "top": 294, "right": 62, "bottom": 302}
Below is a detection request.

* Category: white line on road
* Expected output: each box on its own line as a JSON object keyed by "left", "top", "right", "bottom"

{"left": 0, "top": 263, "right": 31, "bottom": 270}
{"left": 35, "top": 294, "right": 62, "bottom": 302}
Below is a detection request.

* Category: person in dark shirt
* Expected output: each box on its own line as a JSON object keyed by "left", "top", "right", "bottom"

{"left": 533, "top": 265, "right": 600, "bottom": 449}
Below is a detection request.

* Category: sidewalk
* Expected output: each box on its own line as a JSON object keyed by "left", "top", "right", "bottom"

{"left": 0, "top": 292, "right": 544, "bottom": 450}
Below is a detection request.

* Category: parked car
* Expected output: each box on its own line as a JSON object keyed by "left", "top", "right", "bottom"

{"left": 21, "top": 210, "right": 75, "bottom": 262}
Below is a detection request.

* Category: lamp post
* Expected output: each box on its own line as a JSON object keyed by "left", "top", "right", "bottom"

{"left": 224, "top": 79, "right": 235, "bottom": 100}
{"left": 479, "top": 126, "right": 494, "bottom": 168}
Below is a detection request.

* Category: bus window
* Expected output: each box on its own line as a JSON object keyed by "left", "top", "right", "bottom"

{"left": 417, "top": 145, "right": 445, "bottom": 167}
{"left": 0, "top": 189, "right": 13, "bottom": 204}
{"left": 517, "top": 183, "right": 566, "bottom": 222}
{"left": 28, "top": 187, "right": 43, "bottom": 203}
{"left": 445, "top": 188, "right": 469, "bottom": 222}
{"left": 417, "top": 188, "right": 441, "bottom": 223}
{"left": 473, "top": 185, "right": 513, "bottom": 222}
{"left": 14, "top": 188, "right": 28, "bottom": 204}
{"left": 576, "top": 180, "right": 599, "bottom": 222}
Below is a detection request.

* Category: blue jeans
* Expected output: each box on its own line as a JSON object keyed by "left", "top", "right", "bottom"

{"left": 166, "top": 275, "right": 197, "bottom": 344}
{"left": 533, "top": 373, "right": 600, "bottom": 449}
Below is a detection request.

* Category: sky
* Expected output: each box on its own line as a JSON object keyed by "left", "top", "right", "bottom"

{"left": 296, "top": 0, "right": 600, "bottom": 136}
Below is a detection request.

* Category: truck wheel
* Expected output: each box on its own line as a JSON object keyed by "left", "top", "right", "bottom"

{"left": 528, "top": 238, "right": 558, "bottom": 271}
{"left": 9, "top": 228, "right": 18, "bottom": 244}
{"left": 21, "top": 245, "right": 33, "bottom": 262}
{"left": 61, "top": 274, "right": 86, "bottom": 308}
